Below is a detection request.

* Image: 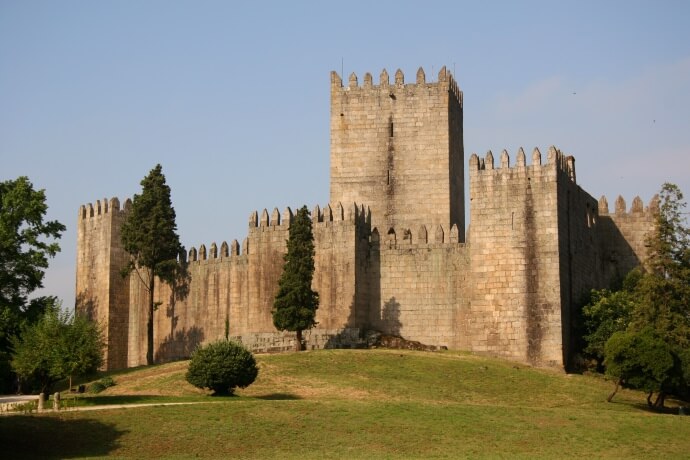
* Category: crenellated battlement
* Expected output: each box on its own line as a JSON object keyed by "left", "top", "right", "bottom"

{"left": 598, "top": 194, "right": 660, "bottom": 217}
{"left": 185, "top": 202, "right": 372, "bottom": 263}
{"left": 78, "top": 197, "right": 131, "bottom": 219}
{"left": 469, "top": 146, "right": 576, "bottom": 183}
{"left": 186, "top": 238, "right": 243, "bottom": 262}
{"left": 371, "top": 223, "right": 464, "bottom": 248}
{"left": 247, "top": 202, "right": 370, "bottom": 229}
{"left": 331, "top": 66, "right": 462, "bottom": 107}
{"left": 312, "top": 202, "right": 371, "bottom": 226}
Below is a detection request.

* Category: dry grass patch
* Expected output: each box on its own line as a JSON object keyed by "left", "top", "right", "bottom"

{"left": 239, "top": 359, "right": 385, "bottom": 401}
{"left": 99, "top": 360, "right": 205, "bottom": 397}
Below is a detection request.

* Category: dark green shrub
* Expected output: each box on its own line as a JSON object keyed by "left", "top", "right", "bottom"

{"left": 186, "top": 340, "right": 258, "bottom": 395}
{"left": 89, "top": 376, "right": 116, "bottom": 393}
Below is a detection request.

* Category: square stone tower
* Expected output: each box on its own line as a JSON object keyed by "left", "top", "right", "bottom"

{"left": 330, "top": 67, "right": 464, "bottom": 238}
{"left": 76, "top": 198, "right": 131, "bottom": 370}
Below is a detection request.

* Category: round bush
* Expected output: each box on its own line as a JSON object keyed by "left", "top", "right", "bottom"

{"left": 186, "top": 340, "right": 258, "bottom": 395}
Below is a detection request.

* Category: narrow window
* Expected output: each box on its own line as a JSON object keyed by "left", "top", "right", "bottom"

{"left": 389, "top": 120, "right": 394, "bottom": 137}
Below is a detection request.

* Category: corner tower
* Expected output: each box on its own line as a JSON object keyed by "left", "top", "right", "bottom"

{"left": 330, "top": 66, "right": 464, "bottom": 238}
{"left": 75, "top": 197, "right": 131, "bottom": 370}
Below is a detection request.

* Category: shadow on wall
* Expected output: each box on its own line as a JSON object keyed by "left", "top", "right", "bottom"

{"left": 155, "top": 326, "right": 205, "bottom": 362}
{"left": 365, "top": 233, "right": 413, "bottom": 338}
{"left": 166, "top": 251, "right": 192, "bottom": 336}
{"left": 381, "top": 297, "right": 402, "bottom": 336}
{"left": 597, "top": 216, "right": 642, "bottom": 287}
{"left": 322, "top": 296, "right": 404, "bottom": 349}
{"left": 75, "top": 292, "right": 98, "bottom": 321}
{"left": 159, "top": 251, "right": 194, "bottom": 362}
{"left": 323, "top": 296, "right": 361, "bottom": 349}
{"left": 173, "top": 252, "right": 192, "bottom": 302}
{"left": 524, "top": 181, "right": 543, "bottom": 366}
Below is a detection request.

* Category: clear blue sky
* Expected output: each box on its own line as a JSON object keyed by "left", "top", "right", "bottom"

{"left": 2, "top": 0, "right": 689, "bottom": 307}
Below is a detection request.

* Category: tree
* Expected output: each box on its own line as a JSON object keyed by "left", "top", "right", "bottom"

{"left": 583, "top": 288, "right": 636, "bottom": 369}
{"left": 185, "top": 340, "right": 258, "bottom": 395}
{"left": 272, "top": 206, "right": 319, "bottom": 351}
{"left": 629, "top": 183, "right": 690, "bottom": 350}
{"left": 0, "top": 176, "right": 65, "bottom": 392}
{"left": 121, "top": 165, "right": 183, "bottom": 365}
{"left": 58, "top": 312, "right": 106, "bottom": 390}
{"left": 582, "top": 269, "right": 642, "bottom": 368}
{"left": 591, "top": 183, "right": 690, "bottom": 408}
{"left": 0, "top": 296, "right": 60, "bottom": 392}
{"left": 604, "top": 328, "right": 677, "bottom": 408}
{"left": 645, "top": 183, "right": 690, "bottom": 279}
{"left": 11, "top": 301, "right": 104, "bottom": 394}
{"left": 0, "top": 176, "right": 65, "bottom": 311}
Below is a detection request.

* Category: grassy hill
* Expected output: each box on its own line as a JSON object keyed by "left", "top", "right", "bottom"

{"left": 2, "top": 349, "right": 689, "bottom": 459}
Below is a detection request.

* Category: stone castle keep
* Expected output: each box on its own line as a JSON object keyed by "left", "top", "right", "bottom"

{"left": 76, "top": 66, "right": 657, "bottom": 370}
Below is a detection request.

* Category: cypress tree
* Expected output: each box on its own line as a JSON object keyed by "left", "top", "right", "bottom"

{"left": 272, "top": 206, "right": 319, "bottom": 351}
{"left": 121, "top": 164, "right": 182, "bottom": 365}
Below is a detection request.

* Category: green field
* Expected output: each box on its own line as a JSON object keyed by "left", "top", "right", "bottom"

{"left": 2, "top": 349, "right": 689, "bottom": 459}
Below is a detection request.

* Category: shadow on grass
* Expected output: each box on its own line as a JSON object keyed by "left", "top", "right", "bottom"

{"left": 630, "top": 402, "right": 687, "bottom": 415}
{"left": 607, "top": 395, "right": 689, "bottom": 415}
{"left": 68, "top": 395, "right": 188, "bottom": 406}
{"left": 255, "top": 393, "right": 302, "bottom": 400}
{"left": 0, "top": 415, "right": 125, "bottom": 459}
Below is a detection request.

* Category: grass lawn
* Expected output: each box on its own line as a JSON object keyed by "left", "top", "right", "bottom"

{"left": 1, "top": 349, "right": 688, "bottom": 459}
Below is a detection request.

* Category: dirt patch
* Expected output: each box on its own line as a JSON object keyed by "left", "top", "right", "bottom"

{"left": 368, "top": 333, "right": 444, "bottom": 351}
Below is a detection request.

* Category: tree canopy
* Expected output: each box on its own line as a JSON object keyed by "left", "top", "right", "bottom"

{"left": 645, "top": 183, "right": 690, "bottom": 279}
{"left": 121, "top": 164, "right": 183, "bottom": 365}
{"left": 272, "top": 206, "right": 319, "bottom": 351}
{"left": 583, "top": 183, "right": 690, "bottom": 408}
{"left": 0, "top": 176, "right": 65, "bottom": 312}
{"left": 11, "top": 301, "right": 104, "bottom": 394}
{"left": 582, "top": 280, "right": 637, "bottom": 368}
{"left": 628, "top": 184, "right": 690, "bottom": 351}
{"left": 604, "top": 328, "right": 677, "bottom": 406}
{"left": 0, "top": 176, "right": 65, "bottom": 392}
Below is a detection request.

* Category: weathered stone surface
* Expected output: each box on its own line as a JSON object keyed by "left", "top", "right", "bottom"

{"left": 329, "top": 67, "right": 465, "bottom": 239}
{"left": 76, "top": 67, "right": 655, "bottom": 371}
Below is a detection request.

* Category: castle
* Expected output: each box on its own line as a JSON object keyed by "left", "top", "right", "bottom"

{"left": 76, "top": 66, "right": 657, "bottom": 370}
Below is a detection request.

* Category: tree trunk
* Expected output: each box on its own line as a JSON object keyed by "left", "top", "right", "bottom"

{"left": 653, "top": 391, "right": 666, "bottom": 409}
{"left": 607, "top": 379, "right": 621, "bottom": 402}
{"left": 295, "top": 330, "right": 303, "bottom": 352}
{"left": 647, "top": 391, "right": 654, "bottom": 408}
{"left": 147, "top": 270, "right": 155, "bottom": 365}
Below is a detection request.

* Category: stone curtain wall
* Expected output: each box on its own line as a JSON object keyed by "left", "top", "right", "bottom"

{"left": 75, "top": 198, "right": 130, "bottom": 369}
{"left": 311, "top": 203, "right": 367, "bottom": 331}
{"left": 330, "top": 67, "right": 465, "bottom": 235}
{"left": 76, "top": 183, "right": 657, "bottom": 369}
{"left": 368, "top": 225, "right": 471, "bottom": 349}
{"left": 122, "top": 203, "right": 368, "bottom": 365}
{"left": 598, "top": 195, "right": 658, "bottom": 281}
